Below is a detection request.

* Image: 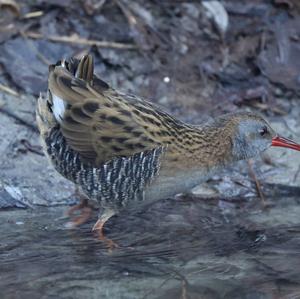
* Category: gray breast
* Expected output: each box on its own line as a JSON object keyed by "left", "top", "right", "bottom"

{"left": 44, "top": 126, "right": 164, "bottom": 209}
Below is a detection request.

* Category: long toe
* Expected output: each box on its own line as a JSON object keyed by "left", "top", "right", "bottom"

{"left": 92, "top": 210, "right": 119, "bottom": 252}
{"left": 94, "top": 228, "right": 119, "bottom": 252}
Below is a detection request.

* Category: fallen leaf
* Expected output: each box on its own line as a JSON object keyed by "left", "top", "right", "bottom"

{"left": 0, "top": 0, "right": 20, "bottom": 16}
{"left": 202, "top": 0, "right": 229, "bottom": 34}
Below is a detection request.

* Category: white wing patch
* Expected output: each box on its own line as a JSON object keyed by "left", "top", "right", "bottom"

{"left": 52, "top": 93, "right": 65, "bottom": 123}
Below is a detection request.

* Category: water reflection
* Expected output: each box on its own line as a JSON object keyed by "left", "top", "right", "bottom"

{"left": 1, "top": 194, "right": 300, "bottom": 299}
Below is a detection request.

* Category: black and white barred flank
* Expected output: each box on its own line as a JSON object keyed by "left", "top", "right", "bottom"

{"left": 45, "top": 126, "right": 164, "bottom": 209}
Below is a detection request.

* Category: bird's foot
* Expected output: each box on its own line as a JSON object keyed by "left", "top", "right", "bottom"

{"left": 92, "top": 217, "right": 119, "bottom": 252}
{"left": 95, "top": 231, "right": 119, "bottom": 253}
{"left": 65, "top": 198, "right": 93, "bottom": 228}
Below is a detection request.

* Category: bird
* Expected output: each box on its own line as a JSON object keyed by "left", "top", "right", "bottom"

{"left": 36, "top": 54, "right": 300, "bottom": 244}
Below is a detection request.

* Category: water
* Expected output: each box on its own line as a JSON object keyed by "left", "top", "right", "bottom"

{"left": 1, "top": 195, "right": 300, "bottom": 299}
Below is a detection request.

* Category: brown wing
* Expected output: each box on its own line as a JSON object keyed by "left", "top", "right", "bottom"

{"left": 48, "top": 56, "right": 174, "bottom": 165}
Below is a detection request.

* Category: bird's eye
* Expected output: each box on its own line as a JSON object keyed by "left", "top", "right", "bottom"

{"left": 259, "top": 126, "right": 268, "bottom": 136}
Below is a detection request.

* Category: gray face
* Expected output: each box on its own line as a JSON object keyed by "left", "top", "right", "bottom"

{"left": 232, "top": 118, "right": 275, "bottom": 160}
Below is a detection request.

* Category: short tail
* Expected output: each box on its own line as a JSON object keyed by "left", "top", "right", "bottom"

{"left": 49, "top": 54, "right": 94, "bottom": 82}
{"left": 48, "top": 55, "right": 95, "bottom": 123}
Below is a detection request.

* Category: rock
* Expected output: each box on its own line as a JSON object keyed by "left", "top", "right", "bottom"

{"left": 0, "top": 181, "right": 27, "bottom": 209}
{"left": 191, "top": 183, "right": 219, "bottom": 198}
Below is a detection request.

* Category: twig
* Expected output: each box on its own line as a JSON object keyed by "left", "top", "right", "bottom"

{"left": 116, "top": 0, "right": 138, "bottom": 26}
{"left": 83, "top": 0, "right": 107, "bottom": 15}
{"left": 0, "top": 83, "right": 19, "bottom": 96}
{"left": 247, "top": 159, "right": 266, "bottom": 206}
{"left": 23, "top": 10, "right": 44, "bottom": 19}
{"left": 293, "top": 164, "right": 300, "bottom": 183}
{"left": 0, "top": 0, "right": 20, "bottom": 16}
{"left": 20, "top": 139, "right": 44, "bottom": 156}
{"left": 24, "top": 31, "right": 137, "bottom": 50}
{"left": 0, "top": 107, "right": 38, "bottom": 133}
{"left": 93, "top": 0, "right": 107, "bottom": 11}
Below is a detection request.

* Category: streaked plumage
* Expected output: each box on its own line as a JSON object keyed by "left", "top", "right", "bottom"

{"left": 36, "top": 54, "right": 300, "bottom": 239}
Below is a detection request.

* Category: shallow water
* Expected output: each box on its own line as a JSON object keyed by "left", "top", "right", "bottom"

{"left": 1, "top": 194, "right": 300, "bottom": 299}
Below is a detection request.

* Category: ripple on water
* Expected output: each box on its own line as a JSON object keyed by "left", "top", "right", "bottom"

{"left": 1, "top": 196, "right": 300, "bottom": 299}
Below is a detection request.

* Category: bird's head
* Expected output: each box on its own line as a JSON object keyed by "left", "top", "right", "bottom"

{"left": 215, "top": 112, "right": 300, "bottom": 161}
